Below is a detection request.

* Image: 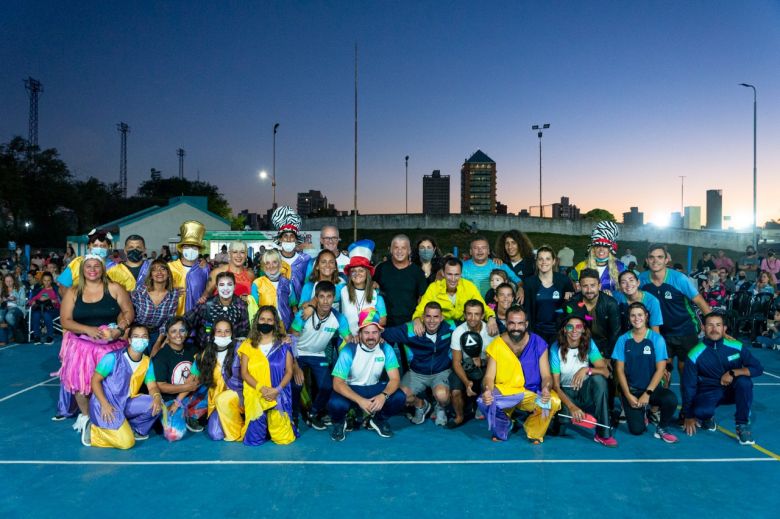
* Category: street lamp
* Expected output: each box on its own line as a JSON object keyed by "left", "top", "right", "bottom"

{"left": 272, "top": 123, "right": 280, "bottom": 208}
{"left": 531, "top": 123, "right": 550, "bottom": 218}
{"left": 259, "top": 170, "right": 268, "bottom": 180}
{"left": 405, "top": 155, "right": 409, "bottom": 214}
{"left": 739, "top": 83, "right": 758, "bottom": 250}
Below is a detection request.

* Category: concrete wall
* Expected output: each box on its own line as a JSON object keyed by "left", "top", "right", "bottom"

{"left": 303, "top": 214, "right": 754, "bottom": 250}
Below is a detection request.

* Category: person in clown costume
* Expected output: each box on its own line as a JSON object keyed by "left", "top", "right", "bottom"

{"left": 271, "top": 206, "right": 311, "bottom": 300}
{"left": 339, "top": 240, "right": 387, "bottom": 337}
{"left": 81, "top": 323, "right": 163, "bottom": 449}
{"left": 168, "top": 220, "right": 211, "bottom": 316}
{"left": 190, "top": 319, "right": 245, "bottom": 441}
{"left": 573, "top": 221, "right": 626, "bottom": 293}
{"left": 249, "top": 248, "right": 298, "bottom": 330}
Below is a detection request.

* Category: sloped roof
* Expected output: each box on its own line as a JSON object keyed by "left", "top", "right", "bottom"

{"left": 465, "top": 149, "right": 495, "bottom": 164}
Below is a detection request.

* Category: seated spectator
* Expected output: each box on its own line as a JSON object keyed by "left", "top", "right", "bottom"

{"left": 479, "top": 306, "right": 560, "bottom": 444}
{"left": 701, "top": 270, "right": 728, "bottom": 311}
{"left": 81, "top": 324, "right": 162, "bottom": 449}
{"left": 756, "top": 309, "right": 780, "bottom": 350}
{"left": 28, "top": 271, "right": 61, "bottom": 344}
{"left": 735, "top": 270, "right": 752, "bottom": 292}
{"left": 0, "top": 273, "right": 27, "bottom": 345}
{"left": 550, "top": 310, "right": 616, "bottom": 447}
{"left": 328, "top": 308, "right": 406, "bottom": 441}
{"left": 718, "top": 267, "right": 736, "bottom": 294}
{"left": 613, "top": 302, "right": 678, "bottom": 443}
{"left": 696, "top": 251, "right": 716, "bottom": 273}
{"left": 760, "top": 249, "right": 779, "bottom": 285}
{"left": 738, "top": 246, "right": 760, "bottom": 283}
{"left": 753, "top": 271, "right": 776, "bottom": 295}
{"left": 683, "top": 312, "right": 763, "bottom": 445}
{"left": 713, "top": 249, "right": 735, "bottom": 275}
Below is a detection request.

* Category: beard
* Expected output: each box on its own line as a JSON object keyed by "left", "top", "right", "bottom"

{"left": 508, "top": 330, "right": 526, "bottom": 343}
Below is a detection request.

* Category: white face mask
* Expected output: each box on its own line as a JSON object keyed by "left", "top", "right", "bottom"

{"left": 182, "top": 248, "right": 199, "bottom": 261}
{"left": 217, "top": 282, "right": 235, "bottom": 299}
{"left": 214, "top": 336, "right": 233, "bottom": 348}
{"left": 281, "top": 242, "right": 296, "bottom": 253}
{"left": 129, "top": 338, "right": 149, "bottom": 353}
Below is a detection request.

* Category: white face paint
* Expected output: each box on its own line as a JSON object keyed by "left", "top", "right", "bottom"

{"left": 217, "top": 280, "right": 235, "bottom": 299}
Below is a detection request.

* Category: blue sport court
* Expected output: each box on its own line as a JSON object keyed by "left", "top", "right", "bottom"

{"left": 1, "top": 339, "right": 778, "bottom": 517}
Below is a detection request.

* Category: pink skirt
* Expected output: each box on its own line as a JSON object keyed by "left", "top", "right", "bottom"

{"left": 58, "top": 331, "right": 126, "bottom": 395}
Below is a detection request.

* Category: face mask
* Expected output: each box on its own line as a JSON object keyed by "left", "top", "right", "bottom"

{"left": 217, "top": 283, "right": 235, "bottom": 299}
{"left": 126, "top": 249, "right": 144, "bottom": 262}
{"left": 419, "top": 249, "right": 434, "bottom": 262}
{"left": 257, "top": 323, "right": 275, "bottom": 335}
{"left": 265, "top": 271, "right": 281, "bottom": 282}
{"left": 182, "top": 248, "right": 199, "bottom": 261}
{"left": 89, "top": 247, "right": 108, "bottom": 259}
{"left": 129, "top": 337, "right": 149, "bottom": 353}
{"left": 281, "top": 242, "right": 296, "bottom": 253}
{"left": 214, "top": 336, "right": 233, "bottom": 348}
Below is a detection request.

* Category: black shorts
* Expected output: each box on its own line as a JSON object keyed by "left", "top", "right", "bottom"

{"left": 664, "top": 334, "right": 700, "bottom": 361}
{"left": 448, "top": 364, "right": 484, "bottom": 392}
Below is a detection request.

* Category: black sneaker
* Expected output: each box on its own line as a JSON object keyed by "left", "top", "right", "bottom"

{"left": 133, "top": 431, "right": 149, "bottom": 441}
{"left": 51, "top": 414, "right": 67, "bottom": 422}
{"left": 699, "top": 417, "right": 717, "bottom": 432}
{"left": 306, "top": 412, "right": 327, "bottom": 431}
{"left": 44, "top": 336, "right": 54, "bottom": 345}
{"left": 368, "top": 417, "right": 393, "bottom": 438}
{"left": 185, "top": 417, "right": 204, "bottom": 433}
{"left": 736, "top": 424, "right": 755, "bottom": 445}
{"left": 330, "top": 421, "right": 346, "bottom": 442}
{"left": 31, "top": 335, "right": 41, "bottom": 344}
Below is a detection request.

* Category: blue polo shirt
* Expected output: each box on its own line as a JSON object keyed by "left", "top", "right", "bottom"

{"left": 613, "top": 290, "right": 664, "bottom": 329}
{"left": 639, "top": 269, "right": 699, "bottom": 336}
{"left": 462, "top": 259, "right": 521, "bottom": 297}
{"left": 612, "top": 330, "right": 668, "bottom": 390}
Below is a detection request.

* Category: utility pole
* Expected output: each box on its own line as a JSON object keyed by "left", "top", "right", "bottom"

{"left": 272, "top": 123, "right": 279, "bottom": 208}
{"left": 531, "top": 123, "right": 550, "bottom": 217}
{"left": 405, "top": 155, "right": 409, "bottom": 214}
{"left": 353, "top": 43, "right": 358, "bottom": 242}
{"left": 24, "top": 77, "right": 43, "bottom": 147}
{"left": 678, "top": 175, "right": 686, "bottom": 213}
{"left": 117, "top": 122, "right": 130, "bottom": 197}
{"left": 177, "top": 148, "right": 185, "bottom": 179}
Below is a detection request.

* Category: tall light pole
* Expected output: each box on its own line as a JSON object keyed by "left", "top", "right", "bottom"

{"left": 405, "top": 155, "right": 409, "bottom": 214}
{"left": 531, "top": 123, "right": 550, "bottom": 217}
{"left": 272, "top": 123, "right": 280, "bottom": 208}
{"left": 678, "top": 175, "right": 686, "bottom": 213}
{"left": 353, "top": 43, "right": 358, "bottom": 242}
{"left": 739, "top": 83, "right": 758, "bottom": 250}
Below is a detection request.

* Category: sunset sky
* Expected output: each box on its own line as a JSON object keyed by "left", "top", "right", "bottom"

{"left": 2, "top": 1, "right": 779, "bottom": 228}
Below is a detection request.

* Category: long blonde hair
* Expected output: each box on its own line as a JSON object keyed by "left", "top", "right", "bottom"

{"left": 586, "top": 249, "right": 619, "bottom": 289}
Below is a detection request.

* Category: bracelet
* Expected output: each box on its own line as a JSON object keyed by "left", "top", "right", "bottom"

{"left": 381, "top": 391, "right": 390, "bottom": 400}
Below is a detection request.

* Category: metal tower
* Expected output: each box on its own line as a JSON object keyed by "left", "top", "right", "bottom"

{"left": 117, "top": 122, "right": 130, "bottom": 197}
{"left": 177, "top": 148, "right": 185, "bottom": 179}
{"left": 24, "top": 77, "right": 43, "bottom": 147}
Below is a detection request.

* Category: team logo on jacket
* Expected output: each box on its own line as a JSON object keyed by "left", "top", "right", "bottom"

{"left": 553, "top": 291, "right": 560, "bottom": 299}
{"left": 664, "top": 291, "right": 672, "bottom": 299}
{"left": 643, "top": 345, "right": 652, "bottom": 355}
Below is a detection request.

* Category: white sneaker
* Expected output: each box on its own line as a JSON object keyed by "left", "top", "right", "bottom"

{"left": 435, "top": 405, "right": 447, "bottom": 426}
{"left": 81, "top": 419, "right": 92, "bottom": 447}
{"left": 72, "top": 413, "right": 89, "bottom": 433}
{"left": 411, "top": 400, "right": 431, "bottom": 425}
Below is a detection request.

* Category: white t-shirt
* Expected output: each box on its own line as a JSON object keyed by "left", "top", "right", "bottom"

{"left": 216, "top": 348, "right": 229, "bottom": 366}
{"left": 291, "top": 309, "right": 349, "bottom": 357}
{"left": 281, "top": 252, "right": 299, "bottom": 269}
{"left": 332, "top": 343, "right": 399, "bottom": 386}
{"left": 259, "top": 342, "right": 274, "bottom": 357}
{"left": 450, "top": 321, "right": 494, "bottom": 359}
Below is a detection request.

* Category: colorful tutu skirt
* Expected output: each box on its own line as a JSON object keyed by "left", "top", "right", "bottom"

{"left": 58, "top": 331, "right": 126, "bottom": 394}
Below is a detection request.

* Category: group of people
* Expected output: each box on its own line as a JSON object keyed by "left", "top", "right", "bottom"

{"left": 35, "top": 210, "right": 768, "bottom": 450}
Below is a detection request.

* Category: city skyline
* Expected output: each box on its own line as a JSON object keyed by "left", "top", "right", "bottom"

{"left": 2, "top": 2, "right": 778, "bottom": 228}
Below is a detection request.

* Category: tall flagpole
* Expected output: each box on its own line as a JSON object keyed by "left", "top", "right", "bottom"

{"left": 353, "top": 43, "right": 358, "bottom": 242}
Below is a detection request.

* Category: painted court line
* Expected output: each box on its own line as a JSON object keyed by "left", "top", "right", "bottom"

{"left": 762, "top": 371, "right": 780, "bottom": 380}
{"left": 0, "top": 458, "right": 774, "bottom": 466}
{"left": 0, "top": 343, "right": 26, "bottom": 352}
{"left": 0, "top": 376, "right": 58, "bottom": 403}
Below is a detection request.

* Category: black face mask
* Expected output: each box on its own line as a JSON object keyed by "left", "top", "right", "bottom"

{"left": 126, "top": 249, "right": 144, "bottom": 262}
{"left": 257, "top": 323, "right": 275, "bottom": 335}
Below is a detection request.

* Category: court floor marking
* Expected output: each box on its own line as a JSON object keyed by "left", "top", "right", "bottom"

{"left": 0, "top": 457, "right": 774, "bottom": 466}
{"left": 0, "top": 343, "right": 27, "bottom": 352}
{"left": 716, "top": 425, "right": 780, "bottom": 461}
{"left": 0, "top": 376, "right": 58, "bottom": 403}
{"left": 762, "top": 371, "right": 780, "bottom": 380}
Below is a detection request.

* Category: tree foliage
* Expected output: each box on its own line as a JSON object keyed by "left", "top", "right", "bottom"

{"left": 583, "top": 208, "right": 617, "bottom": 222}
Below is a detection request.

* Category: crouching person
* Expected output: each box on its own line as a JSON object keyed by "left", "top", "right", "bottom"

{"left": 82, "top": 324, "right": 162, "bottom": 448}
{"left": 328, "top": 308, "right": 406, "bottom": 441}
{"left": 479, "top": 306, "right": 561, "bottom": 444}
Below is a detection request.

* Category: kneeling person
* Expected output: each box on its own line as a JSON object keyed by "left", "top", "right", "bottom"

{"left": 328, "top": 309, "right": 406, "bottom": 441}
{"left": 82, "top": 324, "right": 163, "bottom": 448}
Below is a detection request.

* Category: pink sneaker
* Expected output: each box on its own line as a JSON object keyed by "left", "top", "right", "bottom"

{"left": 654, "top": 427, "right": 679, "bottom": 444}
{"left": 594, "top": 435, "right": 618, "bottom": 447}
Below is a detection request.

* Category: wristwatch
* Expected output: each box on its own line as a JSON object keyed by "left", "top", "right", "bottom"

{"left": 645, "top": 389, "right": 653, "bottom": 396}
{"left": 729, "top": 369, "right": 736, "bottom": 378}
{"left": 381, "top": 392, "right": 390, "bottom": 400}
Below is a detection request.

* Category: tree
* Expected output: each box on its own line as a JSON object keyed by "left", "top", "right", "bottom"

{"left": 583, "top": 208, "right": 616, "bottom": 222}
{"left": 136, "top": 175, "right": 232, "bottom": 219}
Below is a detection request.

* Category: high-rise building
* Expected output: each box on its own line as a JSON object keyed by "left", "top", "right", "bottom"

{"left": 460, "top": 150, "right": 497, "bottom": 214}
{"left": 684, "top": 206, "right": 701, "bottom": 230}
{"left": 297, "top": 190, "right": 329, "bottom": 217}
{"left": 422, "top": 170, "right": 450, "bottom": 215}
{"left": 670, "top": 211, "right": 684, "bottom": 229}
{"left": 551, "top": 196, "right": 580, "bottom": 220}
{"left": 623, "top": 206, "right": 644, "bottom": 226}
{"left": 706, "top": 189, "right": 722, "bottom": 229}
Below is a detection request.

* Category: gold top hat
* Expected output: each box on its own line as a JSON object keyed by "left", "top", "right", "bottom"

{"left": 177, "top": 220, "right": 206, "bottom": 251}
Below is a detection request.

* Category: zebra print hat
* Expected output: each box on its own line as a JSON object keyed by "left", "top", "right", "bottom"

{"left": 271, "top": 206, "right": 303, "bottom": 243}
{"left": 590, "top": 220, "right": 619, "bottom": 255}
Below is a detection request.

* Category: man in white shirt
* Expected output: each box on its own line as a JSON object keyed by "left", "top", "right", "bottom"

{"left": 328, "top": 308, "right": 406, "bottom": 441}
{"left": 620, "top": 248, "right": 638, "bottom": 268}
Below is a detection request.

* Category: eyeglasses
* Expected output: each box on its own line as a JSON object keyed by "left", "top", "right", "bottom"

{"left": 169, "top": 328, "right": 187, "bottom": 334}
{"left": 565, "top": 323, "right": 584, "bottom": 332}
{"left": 322, "top": 236, "right": 340, "bottom": 241}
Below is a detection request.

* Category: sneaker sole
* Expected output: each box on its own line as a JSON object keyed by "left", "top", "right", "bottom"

{"left": 654, "top": 432, "right": 679, "bottom": 444}
{"left": 81, "top": 420, "right": 91, "bottom": 447}
{"left": 738, "top": 439, "right": 755, "bottom": 445}
{"left": 593, "top": 437, "right": 618, "bottom": 448}
{"left": 368, "top": 420, "right": 393, "bottom": 438}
